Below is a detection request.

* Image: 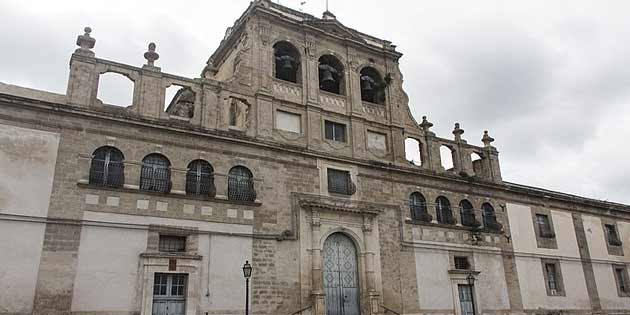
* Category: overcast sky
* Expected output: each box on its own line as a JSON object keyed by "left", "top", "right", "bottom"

{"left": 1, "top": 0, "right": 629, "bottom": 204}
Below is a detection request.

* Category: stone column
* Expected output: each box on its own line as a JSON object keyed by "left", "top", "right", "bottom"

{"left": 362, "top": 215, "right": 380, "bottom": 315}
{"left": 311, "top": 210, "right": 326, "bottom": 315}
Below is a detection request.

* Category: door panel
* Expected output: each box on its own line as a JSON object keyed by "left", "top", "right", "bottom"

{"left": 324, "top": 233, "right": 360, "bottom": 315}
{"left": 152, "top": 273, "right": 187, "bottom": 315}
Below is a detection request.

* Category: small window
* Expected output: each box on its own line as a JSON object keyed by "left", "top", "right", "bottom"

{"left": 228, "top": 166, "right": 256, "bottom": 202}
{"left": 186, "top": 160, "right": 215, "bottom": 197}
{"left": 324, "top": 120, "right": 346, "bottom": 142}
{"left": 544, "top": 262, "right": 564, "bottom": 295}
{"left": 454, "top": 256, "right": 470, "bottom": 270}
{"left": 410, "top": 192, "right": 431, "bottom": 222}
{"left": 536, "top": 214, "right": 554, "bottom": 238}
{"left": 159, "top": 235, "right": 186, "bottom": 253}
{"left": 614, "top": 266, "right": 630, "bottom": 296}
{"left": 327, "top": 168, "right": 354, "bottom": 195}
{"left": 89, "top": 146, "right": 125, "bottom": 188}
{"left": 276, "top": 110, "right": 301, "bottom": 133}
{"left": 436, "top": 196, "right": 454, "bottom": 224}
{"left": 605, "top": 224, "right": 622, "bottom": 246}
{"left": 140, "top": 153, "right": 171, "bottom": 193}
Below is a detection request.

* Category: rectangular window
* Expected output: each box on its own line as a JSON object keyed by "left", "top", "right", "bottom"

{"left": 276, "top": 110, "right": 301, "bottom": 133}
{"left": 458, "top": 284, "right": 475, "bottom": 315}
{"left": 536, "top": 214, "right": 554, "bottom": 238}
{"left": 454, "top": 256, "right": 470, "bottom": 270}
{"left": 543, "top": 261, "right": 564, "bottom": 295}
{"left": 327, "top": 168, "right": 353, "bottom": 195}
{"left": 605, "top": 224, "right": 622, "bottom": 246}
{"left": 614, "top": 266, "right": 630, "bottom": 296}
{"left": 324, "top": 120, "right": 346, "bottom": 142}
{"left": 159, "top": 235, "right": 186, "bottom": 253}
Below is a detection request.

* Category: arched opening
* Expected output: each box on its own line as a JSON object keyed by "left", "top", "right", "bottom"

{"left": 459, "top": 199, "right": 480, "bottom": 227}
{"left": 318, "top": 54, "right": 344, "bottom": 95}
{"left": 482, "top": 203, "right": 502, "bottom": 231}
{"left": 140, "top": 153, "right": 171, "bottom": 193}
{"left": 323, "top": 233, "right": 360, "bottom": 315}
{"left": 440, "top": 145, "right": 455, "bottom": 171}
{"left": 359, "top": 66, "right": 385, "bottom": 104}
{"left": 186, "top": 160, "right": 215, "bottom": 197}
{"left": 405, "top": 138, "right": 422, "bottom": 166}
{"left": 471, "top": 152, "right": 484, "bottom": 176}
{"left": 410, "top": 192, "right": 431, "bottom": 222}
{"left": 273, "top": 41, "right": 301, "bottom": 83}
{"left": 165, "top": 85, "right": 195, "bottom": 119}
{"left": 89, "top": 146, "right": 124, "bottom": 188}
{"left": 228, "top": 166, "right": 256, "bottom": 201}
{"left": 96, "top": 72, "right": 134, "bottom": 107}
{"left": 436, "top": 196, "right": 454, "bottom": 224}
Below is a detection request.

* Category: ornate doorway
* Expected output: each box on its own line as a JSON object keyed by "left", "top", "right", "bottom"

{"left": 323, "top": 233, "right": 360, "bottom": 315}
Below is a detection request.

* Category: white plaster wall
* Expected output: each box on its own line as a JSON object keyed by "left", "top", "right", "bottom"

{"left": 506, "top": 203, "right": 580, "bottom": 258}
{"left": 71, "top": 225, "right": 148, "bottom": 312}
{"left": 592, "top": 262, "right": 630, "bottom": 310}
{"left": 0, "top": 124, "right": 59, "bottom": 313}
{"left": 474, "top": 253, "right": 510, "bottom": 311}
{"left": 516, "top": 257, "right": 590, "bottom": 310}
{"left": 582, "top": 215, "right": 630, "bottom": 263}
{"left": 207, "top": 235, "right": 253, "bottom": 310}
{"left": 415, "top": 249, "right": 453, "bottom": 310}
{"left": 73, "top": 211, "right": 253, "bottom": 313}
{"left": 0, "top": 221, "right": 46, "bottom": 313}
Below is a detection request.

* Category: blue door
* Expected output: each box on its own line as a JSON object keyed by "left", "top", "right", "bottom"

{"left": 324, "top": 233, "right": 360, "bottom": 315}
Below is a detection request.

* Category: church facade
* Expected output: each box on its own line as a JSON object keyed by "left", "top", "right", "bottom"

{"left": 1, "top": 1, "right": 629, "bottom": 315}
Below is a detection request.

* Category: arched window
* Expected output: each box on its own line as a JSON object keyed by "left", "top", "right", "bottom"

{"left": 140, "top": 153, "right": 171, "bottom": 193}
{"left": 89, "top": 146, "right": 124, "bottom": 188}
{"left": 482, "top": 203, "right": 502, "bottom": 231}
{"left": 359, "top": 67, "right": 385, "bottom": 104}
{"left": 186, "top": 160, "right": 215, "bottom": 197}
{"left": 436, "top": 196, "right": 454, "bottom": 224}
{"left": 410, "top": 192, "right": 431, "bottom": 222}
{"left": 228, "top": 166, "right": 256, "bottom": 202}
{"left": 318, "top": 54, "right": 344, "bottom": 95}
{"left": 459, "top": 200, "right": 480, "bottom": 227}
{"left": 274, "top": 41, "right": 301, "bottom": 83}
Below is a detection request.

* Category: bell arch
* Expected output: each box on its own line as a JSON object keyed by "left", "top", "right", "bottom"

{"left": 273, "top": 40, "right": 301, "bottom": 83}
{"left": 318, "top": 54, "right": 345, "bottom": 95}
{"left": 359, "top": 66, "right": 385, "bottom": 105}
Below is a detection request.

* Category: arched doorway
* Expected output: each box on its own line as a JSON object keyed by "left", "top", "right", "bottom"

{"left": 323, "top": 233, "right": 360, "bottom": 315}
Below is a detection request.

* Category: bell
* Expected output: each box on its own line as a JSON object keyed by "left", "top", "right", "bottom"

{"left": 361, "top": 75, "right": 374, "bottom": 91}
{"left": 321, "top": 68, "right": 335, "bottom": 85}
{"left": 280, "top": 56, "right": 294, "bottom": 73}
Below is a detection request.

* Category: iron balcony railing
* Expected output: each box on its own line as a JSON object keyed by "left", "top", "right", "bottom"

{"left": 228, "top": 176, "right": 256, "bottom": 202}
{"left": 89, "top": 159, "right": 125, "bottom": 188}
{"left": 185, "top": 172, "right": 216, "bottom": 197}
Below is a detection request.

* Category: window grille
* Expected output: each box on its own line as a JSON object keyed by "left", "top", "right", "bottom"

{"left": 158, "top": 235, "right": 186, "bottom": 253}
{"left": 482, "top": 203, "right": 502, "bottom": 232}
{"left": 89, "top": 146, "right": 124, "bottom": 188}
{"left": 536, "top": 214, "right": 554, "bottom": 238}
{"left": 436, "top": 196, "right": 455, "bottom": 224}
{"left": 324, "top": 121, "right": 346, "bottom": 142}
{"left": 327, "top": 168, "right": 355, "bottom": 195}
{"left": 228, "top": 166, "right": 256, "bottom": 202}
{"left": 410, "top": 192, "right": 431, "bottom": 222}
{"left": 605, "top": 224, "right": 622, "bottom": 246}
{"left": 185, "top": 160, "right": 215, "bottom": 197}
{"left": 454, "top": 256, "right": 470, "bottom": 270}
{"left": 459, "top": 200, "right": 479, "bottom": 227}
{"left": 545, "top": 263, "right": 559, "bottom": 292}
{"left": 140, "top": 154, "right": 171, "bottom": 193}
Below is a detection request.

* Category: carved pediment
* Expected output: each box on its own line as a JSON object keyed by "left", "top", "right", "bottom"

{"left": 297, "top": 194, "right": 391, "bottom": 215}
{"left": 304, "top": 20, "right": 367, "bottom": 44}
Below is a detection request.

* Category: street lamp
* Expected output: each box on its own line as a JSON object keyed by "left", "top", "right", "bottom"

{"left": 242, "top": 260, "right": 252, "bottom": 315}
{"left": 466, "top": 273, "right": 476, "bottom": 315}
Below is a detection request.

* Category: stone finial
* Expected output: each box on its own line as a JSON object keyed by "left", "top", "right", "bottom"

{"left": 419, "top": 116, "right": 433, "bottom": 132}
{"left": 323, "top": 10, "right": 336, "bottom": 20}
{"left": 144, "top": 42, "right": 159, "bottom": 67}
{"left": 453, "top": 123, "right": 465, "bottom": 141}
{"left": 482, "top": 130, "right": 495, "bottom": 147}
{"left": 202, "top": 58, "right": 218, "bottom": 79}
{"left": 75, "top": 26, "right": 96, "bottom": 55}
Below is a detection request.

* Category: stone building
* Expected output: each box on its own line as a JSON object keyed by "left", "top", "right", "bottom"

{"left": 1, "top": 1, "right": 629, "bottom": 315}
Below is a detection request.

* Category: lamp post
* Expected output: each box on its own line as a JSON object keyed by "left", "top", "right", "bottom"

{"left": 242, "top": 260, "right": 252, "bottom": 315}
{"left": 466, "top": 273, "right": 476, "bottom": 315}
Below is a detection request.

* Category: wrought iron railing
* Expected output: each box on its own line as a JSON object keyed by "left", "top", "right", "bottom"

{"left": 140, "top": 167, "right": 172, "bottom": 193}
{"left": 185, "top": 172, "right": 216, "bottom": 197}
{"left": 228, "top": 176, "right": 256, "bottom": 202}
{"left": 327, "top": 169, "right": 356, "bottom": 195}
{"left": 89, "top": 159, "right": 125, "bottom": 188}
